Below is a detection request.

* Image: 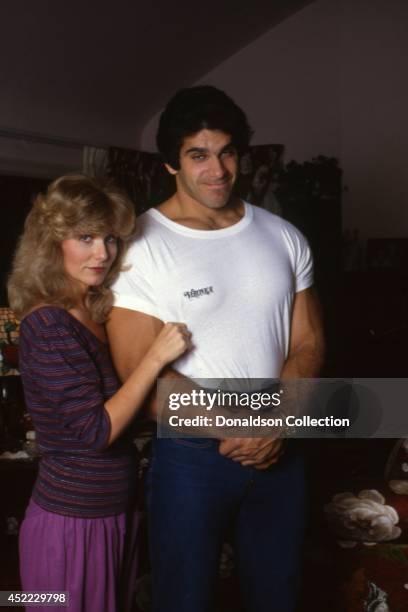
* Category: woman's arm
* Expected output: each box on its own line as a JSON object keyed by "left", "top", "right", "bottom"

{"left": 21, "top": 310, "right": 190, "bottom": 450}
{"left": 104, "top": 322, "right": 190, "bottom": 444}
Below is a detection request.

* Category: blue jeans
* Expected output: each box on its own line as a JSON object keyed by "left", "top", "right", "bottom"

{"left": 147, "top": 438, "right": 306, "bottom": 612}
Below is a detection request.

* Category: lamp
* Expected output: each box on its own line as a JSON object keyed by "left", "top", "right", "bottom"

{"left": 0, "top": 307, "right": 19, "bottom": 375}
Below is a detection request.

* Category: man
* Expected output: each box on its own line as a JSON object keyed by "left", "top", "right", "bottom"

{"left": 107, "top": 86, "right": 324, "bottom": 612}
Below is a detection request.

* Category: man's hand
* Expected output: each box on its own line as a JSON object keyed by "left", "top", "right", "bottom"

{"left": 218, "top": 437, "right": 285, "bottom": 470}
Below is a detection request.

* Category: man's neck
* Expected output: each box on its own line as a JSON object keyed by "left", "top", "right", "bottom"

{"left": 157, "top": 195, "right": 245, "bottom": 231}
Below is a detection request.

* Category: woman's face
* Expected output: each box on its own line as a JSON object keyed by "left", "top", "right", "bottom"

{"left": 61, "top": 233, "right": 118, "bottom": 293}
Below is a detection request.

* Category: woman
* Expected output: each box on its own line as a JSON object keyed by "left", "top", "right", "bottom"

{"left": 8, "top": 174, "right": 191, "bottom": 611}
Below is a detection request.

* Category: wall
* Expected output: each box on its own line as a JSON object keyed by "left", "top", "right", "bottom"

{"left": 142, "top": 0, "right": 341, "bottom": 162}
{"left": 0, "top": 135, "right": 83, "bottom": 178}
{"left": 339, "top": 0, "right": 408, "bottom": 240}
{"left": 142, "top": 0, "right": 408, "bottom": 242}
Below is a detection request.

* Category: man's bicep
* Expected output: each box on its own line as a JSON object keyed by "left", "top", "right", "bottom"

{"left": 106, "top": 307, "right": 164, "bottom": 381}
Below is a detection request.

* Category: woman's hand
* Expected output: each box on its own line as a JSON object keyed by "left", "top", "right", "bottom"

{"left": 147, "top": 322, "right": 192, "bottom": 369}
{"left": 105, "top": 322, "right": 192, "bottom": 444}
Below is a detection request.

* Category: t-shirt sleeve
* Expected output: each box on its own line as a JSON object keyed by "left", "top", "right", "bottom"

{"left": 26, "top": 319, "right": 111, "bottom": 451}
{"left": 283, "top": 224, "right": 314, "bottom": 292}
{"left": 111, "top": 242, "right": 165, "bottom": 320}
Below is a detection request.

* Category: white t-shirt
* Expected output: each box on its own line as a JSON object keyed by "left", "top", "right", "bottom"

{"left": 112, "top": 202, "right": 313, "bottom": 380}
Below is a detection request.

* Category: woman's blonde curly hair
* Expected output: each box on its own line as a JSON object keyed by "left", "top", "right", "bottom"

{"left": 8, "top": 174, "right": 136, "bottom": 323}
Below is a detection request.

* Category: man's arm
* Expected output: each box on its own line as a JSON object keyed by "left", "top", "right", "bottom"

{"left": 107, "top": 307, "right": 164, "bottom": 382}
{"left": 219, "top": 287, "right": 325, "bottom": 468}
{"left": 280, "top": 286, "right": 325, "bottom": 379}
{"left": 107, "top": 308, "right": 186, "bottom": 418}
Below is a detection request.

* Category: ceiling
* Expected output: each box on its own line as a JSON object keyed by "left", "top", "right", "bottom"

{"left": 1, "top": 0, "right": 313, "bottom": 149}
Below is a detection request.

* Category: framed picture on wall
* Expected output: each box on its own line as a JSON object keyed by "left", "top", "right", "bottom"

{"left": 235, "top": 144, "right": 284, "bottom": 214}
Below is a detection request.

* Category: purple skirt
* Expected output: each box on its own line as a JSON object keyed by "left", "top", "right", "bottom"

{"left": 19, "top": 499, "right": 140, "bottom": 612}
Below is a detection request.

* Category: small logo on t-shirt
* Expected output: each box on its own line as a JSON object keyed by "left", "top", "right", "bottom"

{"left": 183, "top": 286, "right": 214, "bottom": 300}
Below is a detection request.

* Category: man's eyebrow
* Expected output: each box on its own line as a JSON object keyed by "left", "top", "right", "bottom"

{"left": 184, "top": 146, "right": 208, "bottom": 155}
{"left": 220, "top": 143, "right": 236, "bottom": 152}
{"left": 184, "top": 143, "right": 236, "bottom": 155}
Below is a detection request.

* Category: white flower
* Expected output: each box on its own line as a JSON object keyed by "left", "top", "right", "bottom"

{"left": 324, "top": 489, "right": 401, "bottom": 545}
{"left": 389, "top": 479, "right": 408, "bottom": 495}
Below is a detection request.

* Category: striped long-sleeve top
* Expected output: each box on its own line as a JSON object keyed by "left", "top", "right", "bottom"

{"left": 19, "top": 306, "right": 135, "bottom": 517}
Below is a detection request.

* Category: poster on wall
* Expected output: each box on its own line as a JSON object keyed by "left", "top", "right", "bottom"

{"left": 235, "top": 144, "right": 284, "bottom": 215}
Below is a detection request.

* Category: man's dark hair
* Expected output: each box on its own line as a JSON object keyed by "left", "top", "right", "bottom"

{"left": 156, "top": 85, "right": 252, "bottom": 169}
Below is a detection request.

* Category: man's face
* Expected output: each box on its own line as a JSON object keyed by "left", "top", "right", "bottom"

{"left": 166, "top": 129, "right": 238, "bottom": 210}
